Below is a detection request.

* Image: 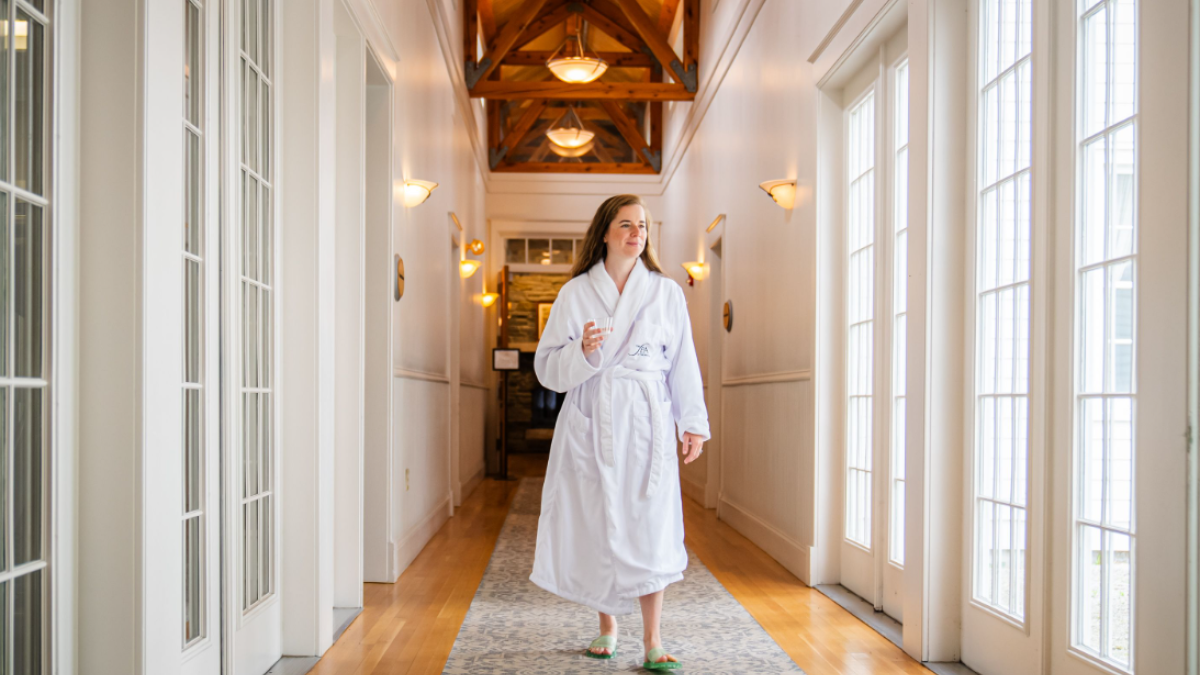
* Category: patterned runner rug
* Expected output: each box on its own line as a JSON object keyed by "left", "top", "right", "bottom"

{"left": 442, "top": 478, "right": 806, "bottom": 674}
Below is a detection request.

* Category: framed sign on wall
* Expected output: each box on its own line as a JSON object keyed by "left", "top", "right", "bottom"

{"left": 493, "top": 348, "right": 520, "bottom": 371}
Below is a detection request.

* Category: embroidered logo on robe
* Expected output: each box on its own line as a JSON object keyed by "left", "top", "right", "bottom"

{"left": 629, "top": 343, "right": 651, "bottom": 358}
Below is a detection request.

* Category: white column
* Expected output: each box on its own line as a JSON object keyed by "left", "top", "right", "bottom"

{"left": 905, "top": 0, "right": 968, "bottom": 662}
{"left": 78, "top": 0, "right": 185, "bottom": 672}
{"left": 279, "top": 0, "right": 338, "bottom": 656}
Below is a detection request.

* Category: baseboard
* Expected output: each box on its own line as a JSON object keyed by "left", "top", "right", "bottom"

{"left": 459, "top": 464, "right": 485, "bottom": 504}
{"left": 717, "top": 495, "right": 811, "bottom": 586}
{"left": 394, "top": 495, "right": 451, "bottom": 577}
{"left": 681, "top": 476, "right": 707, "bottom": 506}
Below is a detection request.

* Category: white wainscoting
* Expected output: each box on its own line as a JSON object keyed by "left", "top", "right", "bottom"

{"left": 717, "top": 379, "right": 813, "bottom": 585}
{"left": 459, "top": 384, "right": 488, "bottom": 504}
{"left": 393, "top": 376, "right": 452, "bottom": 577}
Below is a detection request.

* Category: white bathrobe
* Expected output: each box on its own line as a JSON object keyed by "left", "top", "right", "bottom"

{"left": 530, "top": 258, "right": 710, "bottom": 616}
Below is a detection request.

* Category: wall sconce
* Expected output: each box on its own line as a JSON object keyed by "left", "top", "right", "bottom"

{"left": 459, "top": 259, "right": 482, "bottom": 278}
{"left": 758, "top": 179, "right": 797, "bottom": 209}
{"left": 468, "top": 239, "right": 485, "bottom": 255}
{"left": 681, "top": 261, "right": 707, "bottom": 286}
{"left": 403, "top": 179, "right": 438, "bottom": 207}
{"left": 481, "top": 292, "right": 499, "bottom": 307}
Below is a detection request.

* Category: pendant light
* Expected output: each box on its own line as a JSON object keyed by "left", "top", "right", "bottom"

{"left": 546, "top": 34, "right": 608, "bottom": 84}
{"left": 549, "top": 139, "right": 595, "bottom": 158}
{"left": 545, "top": 106, "right": 595, "bottom": 149}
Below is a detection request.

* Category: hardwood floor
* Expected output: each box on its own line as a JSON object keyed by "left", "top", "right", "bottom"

{"left": 307, "top": 471, "right": 931, "bottom": 674}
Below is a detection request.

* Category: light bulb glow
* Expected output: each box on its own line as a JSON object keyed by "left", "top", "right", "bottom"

{"left": 403, "top": 179, "right": 438, "bottom": 207}
{"left": 681, "top": 262, "right": 707, "bottom": 280}
{"left": 758, "top": 179, "right": 797, "bottom": 209}
{"left": 480, "top": 292, "right": 499, "bottom": 307}
{"left": 550, "top": 140, "right": 594, "bottom": 158}
{"left": 546, "top": 56, "right": 608, "bottom": 84}
{"left": 459, "top": 259, "right": 482, "bottom": 278}
{"left": 546, "top": 127, "right": 595, "bottom": 149}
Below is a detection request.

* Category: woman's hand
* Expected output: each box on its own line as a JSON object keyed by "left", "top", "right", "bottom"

{"left": 681, "top": 432, "right": 704, "bottom": 464}
{"left": 581, "top": 320, "right": 605, "bottom": 356}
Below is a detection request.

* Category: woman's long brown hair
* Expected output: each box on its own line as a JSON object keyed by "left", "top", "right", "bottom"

{"left": 570, "top": 194, "right": 665, "bottom": 278}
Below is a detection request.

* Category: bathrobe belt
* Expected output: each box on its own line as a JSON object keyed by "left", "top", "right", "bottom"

{"left": 595, "top": 366, "right": 668, "bottom": 497}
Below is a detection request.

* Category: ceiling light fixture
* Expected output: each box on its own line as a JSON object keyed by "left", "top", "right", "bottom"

{"left": 758, "top": 179, "right": 797, "bottom": 209}
{"left": 546, "top": 107, "right": 595, "bottom": 149}
{"left": 549, "top": 140, "right": 595, "bottom": 158}
{"left": 546, "top": 34, "right": 608, "bottom": 84}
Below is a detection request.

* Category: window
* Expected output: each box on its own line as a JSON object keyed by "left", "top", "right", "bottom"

{"left": 973, "top": 0, "right": 1032, "bottom": 620}
{"left": 890, "top": 60, "right": 909, "bottom": 566}
{"left": 183, "top": 0, "right": 205, "bottom": 646}
{"left": 503, "top": 237, "right": 583, "bottom": 266}
{"left": 845, "top": 91, "right": 875, "bottom": 549}
{"left": 1072, "top": 0, "right": 1136, "bottom": 669}
{"left": 241, "top": 0, "right": 273, "bottom": 612}
{"left": 0, "top": 1, "right": 50, "bottom": 672}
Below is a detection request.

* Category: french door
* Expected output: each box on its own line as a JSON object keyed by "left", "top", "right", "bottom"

{"left": 840, "top": 40, "right": 908, "bottom": 623}
{"left": 223, "top": 0, "right": 282, "bottom": 672}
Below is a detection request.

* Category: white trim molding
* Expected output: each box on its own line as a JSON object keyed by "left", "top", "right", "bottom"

{"left": 717, "top": 495, "right": 811, "bottom": 585}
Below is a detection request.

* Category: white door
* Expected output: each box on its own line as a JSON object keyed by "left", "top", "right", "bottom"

{"left": 182, "top": 0, "right": 222, "bottom": 673}
{"left": 838, "top": 35, "right": 908, "bottom": 622}
{"left": 1049, "top": 1, "right": 1188, "bottom": 674}
{"left": 224, "top": 0, "right": 282, "bottom": 671}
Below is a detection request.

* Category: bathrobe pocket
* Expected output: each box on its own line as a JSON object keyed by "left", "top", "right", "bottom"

{"left": 562, "top": 401, "right": 596, "bottom": 476}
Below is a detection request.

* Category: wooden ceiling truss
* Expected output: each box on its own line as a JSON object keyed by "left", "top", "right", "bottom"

{"left": 464, "top": 0, "right": 699, "bottom": 173}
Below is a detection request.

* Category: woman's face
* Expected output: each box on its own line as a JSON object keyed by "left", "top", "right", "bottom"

{"left": 603, "top": 204, "right": 647, "bottom": 262}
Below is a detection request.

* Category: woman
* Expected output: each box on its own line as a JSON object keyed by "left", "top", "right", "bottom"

{"left": 531, "top": 194, "right": 709, "bottom": 671}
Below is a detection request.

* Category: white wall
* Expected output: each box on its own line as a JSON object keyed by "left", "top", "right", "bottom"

{"left": 369, "top": 0, "right": 490, "bottom": 577}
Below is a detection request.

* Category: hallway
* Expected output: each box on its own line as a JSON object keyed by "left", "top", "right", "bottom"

{"left": 19, "top": 0, "right": 1198, "bottom": 673}
{"left": 307, "top": 461, "right": 931, "bottom": 675}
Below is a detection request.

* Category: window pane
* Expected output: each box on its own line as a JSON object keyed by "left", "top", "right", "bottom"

{"left": 186, "top": 2, "right": 201, "bottom": 126}
{"left": 186, "top": 131, "right": 202, "bottom": 255}
{"left": 260, "top": 186, "right": 272, "bottom": 285}
{"left": 184, "top": 515, "right": 202, "bottom": 644}
{"left": 14, "top": 201, "right": 42, "bottom": 379}
{"left": 261, "top": 80, "right": 270, "bottom": 181}
{"left": 1107, "top": 531, "right": 1132, "bottom": 665}
{"left": 1110, "top": 124, "right": 1136, "bottom": 259}
{"left": 1080, "top": 524, "right": 1103, "bottom": 652}
{"left": 13, "top": 13, "right": 43, "bottom": 196}
{"left": 13, "top": 387, "right": 41, "bottom": 567}
{"left": 528, "top": 238, "right": 550, "bottom": 266}
{"left": 505, "top": 238, "right": 526, "bottom": 264}
{"left": 184, "top": 389, "right": 201, "bottom": 513}
{"left": 1107, "top": 397, "right": 1133, "bottom": 529}
{"left": 185, "top": 260, "right": 201, "bottom": 383}
{"left": 0, "top": 193, "right": 9, "bottom": 378}
{"left": 0, "top": 0, "right": 10, "bottom": 183}
{"left": 551, "top": 239, "right": 573, "bottom": 264}
{"left": 13, "top": 569, "right": 42, "bottom": 675}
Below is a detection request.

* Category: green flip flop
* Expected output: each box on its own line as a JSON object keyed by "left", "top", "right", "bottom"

{"left": 642, "top": 646, "right": 682, "bottom": 670}
{"left": 584, "top": 635, "right": 618, "bottom": 659}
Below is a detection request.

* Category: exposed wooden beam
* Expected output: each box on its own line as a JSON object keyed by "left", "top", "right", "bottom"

{"left": 612, "top": 0, "right": 696, "bottom": 92}
{"left": 657, "top": 0, "right": 682, "bottom": 35}
{"left": 590, "top": 0, "right": 642, "bottom": 38}
{"left": 514, "top": 1, "right": 572, "bottom": 51}
{"left": 478, "top": 0, "right": 497, "bottom": 43}
{"left": 579, "top": 4, "right": 645, "bottom": 53}
{"left": 487, "top": 100, "right": 501, "bottom": 148}
{"left": 491, "top": 100, "right": 547, "bottom": 169}
{"left": 465, "top": 0, "right": 551, "bottom": 88}
{"left": 651, "top": 101, "right": 663, "bottom": 152}
{"left": 600, "top": 99, "right": 659, "bottom": 171}
{"left": 493, "top": 162, "right": 657, "bottom": 174}
{"left": 583, "top": 126, "right": 618, "bottom": 163}
{"left": 503, "top": 50, "right": 653, "bottom": 67}
{"left": 464, "top": 0, "right": 479, "bottom": 64}
{"left": 683, "top": 0, "right": 699, "bottom": 68}
{"left": 580, "top": 119, "right": 624, "bottom": 148}
{"left": 470, "top": 81, "right": 694, "bottom": 101}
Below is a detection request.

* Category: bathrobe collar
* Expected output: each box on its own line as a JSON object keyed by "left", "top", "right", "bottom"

{"left": 588, "top": 257, "right": 653, "bottom": 361}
